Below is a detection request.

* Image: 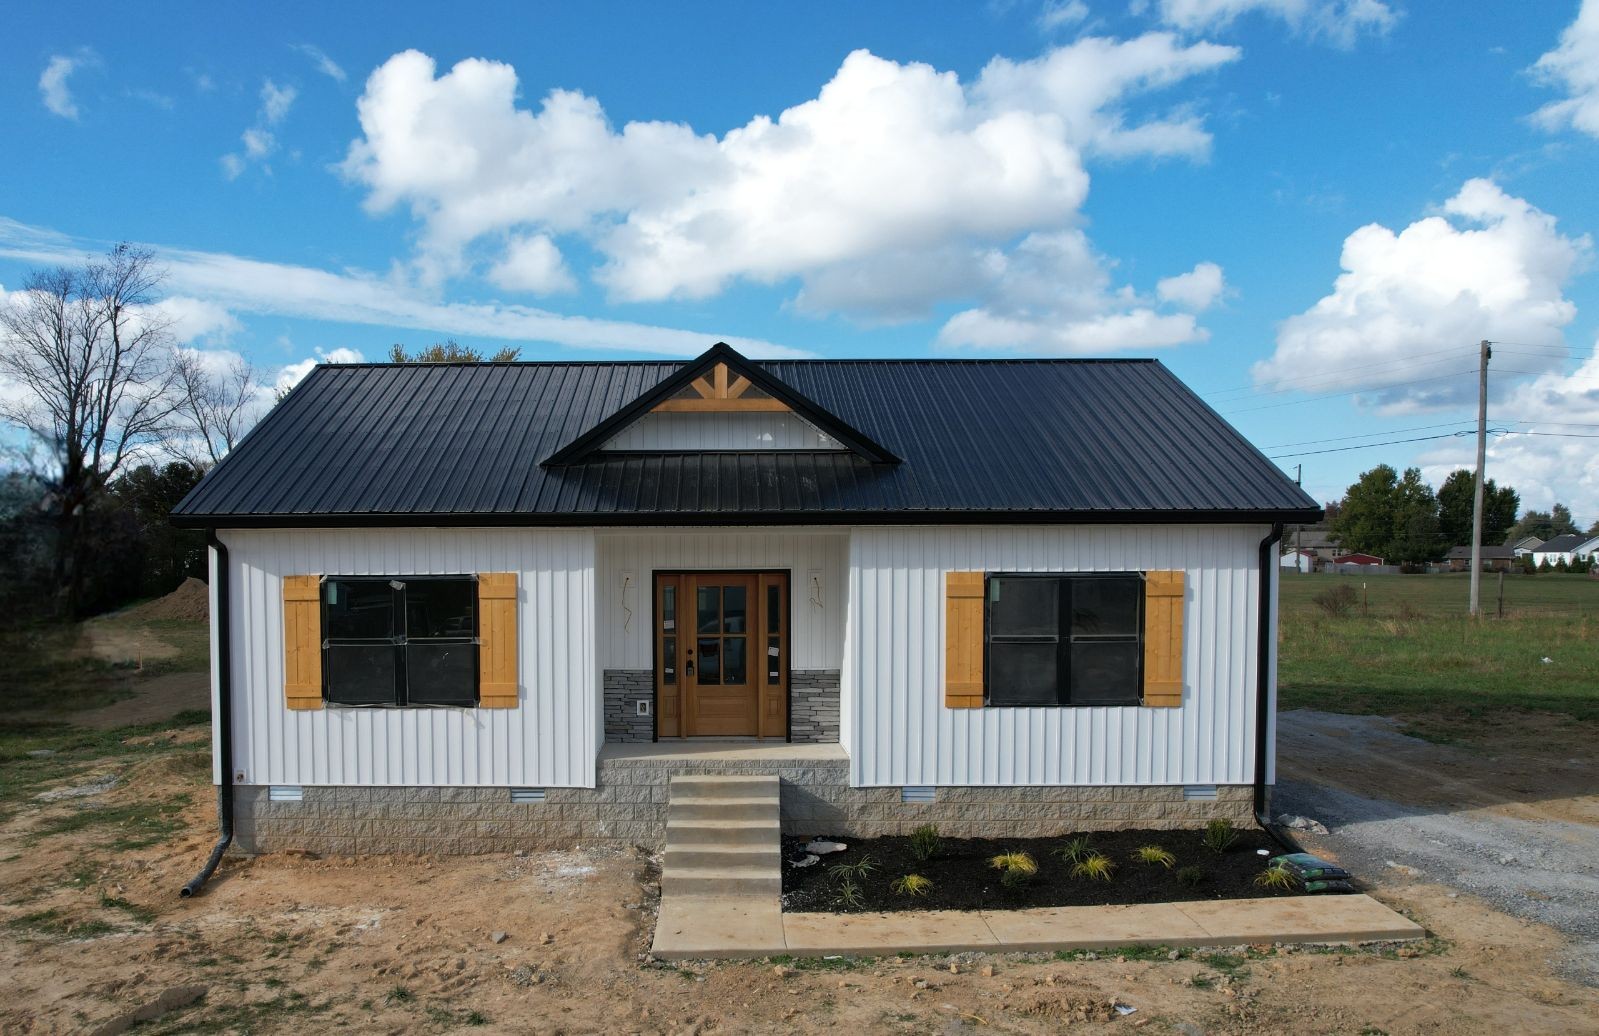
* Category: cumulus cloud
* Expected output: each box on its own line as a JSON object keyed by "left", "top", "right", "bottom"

{"left": 292, "top": 43, "right": 347, "bottom": 83}
{"left": 339, "top": 40, "right": 1236, "bottom": 341}
{"left": 1156, "top": 260, "right": 1227, "bottom": 309}
{"left": 1038, "top": 0, "right": 1091, "bottom": 31}
{"left": 1531, "top": 0, "right": 1599, "bottom": 138}
{"left": 222, "top": 79, "right": 298, "bottom": 179}
{"left": 1254, "top": 179, "right": 1590, "bottom": 408}
{"left": 488, "top": 234, "right": 576, "bottom": 294}
{"left": 1147, "top": 0, "right": 1397, "bottom": 46}
{"left": 39, "top": 52, "right": 92, "bottom": 119}
{"left": 274, "top": 346, "right": 365, "bottom": 396}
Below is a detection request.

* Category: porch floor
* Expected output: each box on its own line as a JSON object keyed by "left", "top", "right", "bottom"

{"left": 599, "top": 742, "right": 847, "bottom": 764}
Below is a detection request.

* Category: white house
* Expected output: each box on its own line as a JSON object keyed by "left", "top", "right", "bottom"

{"left": 170, "top": 343, "right": 1319, "bottom": 881}
{"left": 1279, "top": 548, "right": 1316, "bottom": 574}
{"left": 1530, "top": 534, "right": 1597, "bottom": 568}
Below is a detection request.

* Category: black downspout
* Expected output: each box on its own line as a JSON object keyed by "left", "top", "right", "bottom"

{"left": 1254, "top": 523, "right": 1299, "bottom": 852}
{"left": 181, "top": 531, "right": 233, "bottom": 897}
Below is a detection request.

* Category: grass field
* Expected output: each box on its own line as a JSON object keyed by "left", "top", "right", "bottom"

{"left": 1278, "top": 572, "right": 1599, "bottom": 730}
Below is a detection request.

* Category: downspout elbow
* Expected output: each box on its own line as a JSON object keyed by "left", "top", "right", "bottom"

{"left": 181, "top": 530, "right": 233, "bottom": 897}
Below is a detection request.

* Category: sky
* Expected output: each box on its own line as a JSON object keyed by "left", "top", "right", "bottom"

{"left": 3, "top": 1, "right": 1599, "bottom": 528}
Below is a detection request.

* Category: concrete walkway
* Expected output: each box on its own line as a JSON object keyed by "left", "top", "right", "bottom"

{"left": 653, "top": 891, "right": 1424, "bottom": 959}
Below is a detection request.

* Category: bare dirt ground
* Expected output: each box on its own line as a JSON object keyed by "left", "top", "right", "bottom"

{"left": 1276, "top": 709, "right": 1599, "bottom": 987}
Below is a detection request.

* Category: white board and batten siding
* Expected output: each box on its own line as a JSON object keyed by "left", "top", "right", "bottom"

{"left": 602, "top": 411, "right": 844, "bottom": 451}
{"left": 219, "top": 528, "right": 597, "bottom": 788}
{"left": 595, "top": 528, "right": 848, "bottom": 671}
{"left": 845, "top": 525, "right": 1275, "bottom": 789}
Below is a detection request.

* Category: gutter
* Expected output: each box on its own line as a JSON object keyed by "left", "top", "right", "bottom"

{"left": 1254, "top": 523, "right": 1300, "bottom": 853}
{"left": 180, "top": 530, "right": 234, "bottom": 898}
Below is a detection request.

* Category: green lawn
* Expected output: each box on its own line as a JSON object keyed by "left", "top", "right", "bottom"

{"left": 1278, "top": 572, "right": 1599, "bottom": 726}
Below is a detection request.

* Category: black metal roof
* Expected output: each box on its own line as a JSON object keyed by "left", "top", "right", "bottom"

{"left": 172, "top": 344, "right": 1321, "bottom": 528}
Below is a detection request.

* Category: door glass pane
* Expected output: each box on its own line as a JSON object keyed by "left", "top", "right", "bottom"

{"left": 696, "top": 637, "right": 721, "bottom": 683}
{"left": 696, "top": 587, "right": 721, "bottom": 633}
{"left": 725, "top": 637, "right": 746, "bottom": 683}
{"left": 325, "top": 645, "right": 397, "bottom": 704}
{"left": 1071, "top": 577, "right": 1140, "bottom": 637}
{"left": 325, "top": 579, "right": 395, "bottom": 639}
{"left": 767, "top": 636, "right": 781, "bottom": 683}
{"left": 661, "top": 584, "right": 676, "bottom": 631}
{"left": 989, "top": 577, "right": 1059, "bottom": 638}
{"left": 724, "top": 585, "right": 747, "bottom": 633}
{"left": 406, "top": 643, "right": 476, "bottom": 705}
{"left": 662, "top": 636, "right": 676, "bottom": 683}
{"left": 767, "top": 584, "right": 781, "bottom": 633}
{"left": 1070, "top": 642, "right": 1140, "bottom": 704}
{"left": 405, "top": 579, "right": 474, "bottom": 639}
{"left": 987, "top": 642, "right": 1060, "bottom": 706}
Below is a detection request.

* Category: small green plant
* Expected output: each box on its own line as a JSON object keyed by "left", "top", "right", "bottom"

{"left": 891, "top": 873, "right": 934, "bottom": 897}
{"left": 1070, "top": 852, "right": 1116, "bottom": 882}
{"left": 385, "top": 985, "right": 413, "bottom": 1005}
{"left": 1054, "top": 834, "right": 1092, "bottom": 865}
{"left": 829, "top": 854, "right": 878, "bottom": 882}
{"left": 988, "top": 851, "right": 1038, "bottom": 887}
{"left": 1253, "top": 864, "right": 1298, "bottom": 890}
{"left": 1450, "top": 966, "right": 1470, "bottom": 980}
{"left": 1130, "top": 844, "right": 1177, "bottom": 869}
{"left": 909, "top": 824, "right": 941, "bottom": 862}
{"left": 835, "top": 877, "right": 864, "bottom": 908}
{"left": 1202, "top": 818, "right": 1240, "bottom": 854}
{"left": 1176, "top": 865, "right": 1205, "bottom": 888}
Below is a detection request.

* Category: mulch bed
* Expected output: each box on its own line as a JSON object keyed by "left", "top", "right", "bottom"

{"left": 781, "top": 828, "right": 1318, "bottom": 914}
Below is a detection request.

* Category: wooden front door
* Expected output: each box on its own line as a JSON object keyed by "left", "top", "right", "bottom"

{"left": 655, "top": 572, "right": 787, "bottom": 738}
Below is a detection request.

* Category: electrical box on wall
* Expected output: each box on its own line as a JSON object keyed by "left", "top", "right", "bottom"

{"left": 636, "top": 699, "right": 652, "bottom": 717}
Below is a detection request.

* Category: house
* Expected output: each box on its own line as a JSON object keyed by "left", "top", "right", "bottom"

{"left": 1291, "top": 529, "right": 1341, "bottom": 562}
{"left": 1509, "top": 535, "right": 1544, "bottom": 557}
{"left": 1327, "top": 552, "right": 1383, "bottom": 566}
{"left": 1530, "top": 534, "right": 1594, "bottom": 568}
{"left": 1443, "top": 545, "right": 1516, "bottom": 572}
{"left": 169, "top": 343, "right": 1320, "bottom": 866}
{"left": 1279, "top": 548, "right": 1316, "bottom": 574}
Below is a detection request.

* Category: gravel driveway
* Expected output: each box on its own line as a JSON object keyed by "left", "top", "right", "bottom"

{"left": 1274, "top": 709, "right": 1599, "bottom": 985}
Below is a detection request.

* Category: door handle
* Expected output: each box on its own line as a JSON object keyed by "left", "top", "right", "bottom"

{"left": 685, "top": 659, "right": 695, "bottom": 677}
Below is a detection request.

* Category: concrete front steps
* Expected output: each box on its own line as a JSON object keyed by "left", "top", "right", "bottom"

{"left": 661, "top": 775, "right": 782, "bottom": 898}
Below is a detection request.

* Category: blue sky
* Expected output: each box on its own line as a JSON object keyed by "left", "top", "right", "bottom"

{"left": 4, "top": 1, "right": 1599, "bottom": 525}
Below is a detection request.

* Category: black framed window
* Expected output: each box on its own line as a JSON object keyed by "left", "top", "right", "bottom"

{"left": 985, "top": 574, "right": 1143, "bottom": 707}
{"left": 322, "top": 576, "right": 478, "bottom": 707}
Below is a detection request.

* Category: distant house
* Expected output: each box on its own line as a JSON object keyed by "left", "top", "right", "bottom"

{"left": 1530, "top": 534, "right": 1593, "bottom": 568}
{"left": 1293, "top": 529, "right": 1341, "bottom": 562}
{"left": 1509, "top": 536, "right": 1543, "bottom": 557}
{"left": 1329, "top": 552, "right": 1383, "bottom": 566}
{"left": 1279, "top": 548, "right": 1316, "bottom": 574}
{"left": 1443, "top": 545, "right": 1515, "bottom": 572}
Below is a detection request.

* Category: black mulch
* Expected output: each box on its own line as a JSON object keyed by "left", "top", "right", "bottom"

{"left": 781, "top": 828, "right": 1318, "bottom": 914}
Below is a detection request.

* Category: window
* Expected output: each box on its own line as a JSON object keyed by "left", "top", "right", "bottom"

{"left": 322, "top": 576, "right": 478, "bottom": 707}
{"left": 985, "top": 574, "right": 1142, "bottom": 707}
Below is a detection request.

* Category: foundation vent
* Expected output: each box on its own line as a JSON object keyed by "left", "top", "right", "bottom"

{"left": 1183, "top": 785, "right": 1219, "bottom": 802}
{"left": 268, "top": 785, "right": 304, "bottom": 802}
{"left": 510, "top": 788, "right": 547, "bottom": 804}
{"left": 901, "top": 786, "right": 937, "bottom": 804}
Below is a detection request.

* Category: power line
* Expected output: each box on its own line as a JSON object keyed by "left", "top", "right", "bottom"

{"left": 1266, "top": 429, "right": 1485, "bottom": 459}
{"left": 1261, "top": 421, "right": 1477, "bottom": 450}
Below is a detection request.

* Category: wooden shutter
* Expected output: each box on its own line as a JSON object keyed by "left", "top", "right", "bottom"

{"left": 1142, "top": 571, "right": 1185, "bottom": 707}
{"left": 944, "top": 572, "right": 986, "bottom": 708}
{"left": 478, "top": 572, "right": 519, "bottom": 708}
{"left": 283, "top": 575, "right": 323, "bottom": 711}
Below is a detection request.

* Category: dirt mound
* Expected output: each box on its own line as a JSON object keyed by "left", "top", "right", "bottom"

{"left": 125, "top": 578, "right": 209, "bottom": 623}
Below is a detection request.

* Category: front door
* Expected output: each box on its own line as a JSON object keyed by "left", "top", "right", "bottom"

{"left": 655, "top": 572, "right": 787, "bottom": 738}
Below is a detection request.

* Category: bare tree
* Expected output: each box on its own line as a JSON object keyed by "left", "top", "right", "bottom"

{"left": 173, "top": 350, "right": 261, "bottom": 467}
{"left": 0, "top": 244, "right": 180, "bottom": 615}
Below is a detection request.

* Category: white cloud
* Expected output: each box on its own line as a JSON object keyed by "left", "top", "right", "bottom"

{"left": 1156, "top": 260, "right": 1227, "bottom": 309}
{"left": 1254, "top": 179, "right": 1590, "bottom": 408}
{"left": 293, "top": 43, "right": 347, "bottom": 83}
{"left": 1038, "top": 0, "right": 1091, "bottom": 31}
{"left": 0, "top": 216, "right": 805, "bottom": 359}
{"left": 1531, "top": 0, "right": 1599, "bottom": 138}
{"left": 274, "top": 346, "right": 365, "bottom": 396}
{"left": 488, "top": 234, "right": 577, "bottom": 294}
{"left": 340, "top": 40, "right": 1236, "bottom": 336}
{"left": 1149, "top": 0, "right": 1397, "bottom": 47}
{"left": 39, "top": 53, "right": 88, "bottom": 119}
{"left": 222, "top": 80, "right": 298, "bottom": 178}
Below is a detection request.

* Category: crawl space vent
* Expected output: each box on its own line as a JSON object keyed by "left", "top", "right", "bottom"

{"left": 510, "top": 788, "right": 547, "bottom": 804}
{"left": 1183, "top": 785, "right": 1219, "bottom": 802}
{"left": 901, "top": 786, "right": 937, "bottom": 804}
{"left": 268, "top": 785, "right": 303, "bottom": 802}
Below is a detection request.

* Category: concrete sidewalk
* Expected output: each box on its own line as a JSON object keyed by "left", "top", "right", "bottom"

{"left": 652, "top": 893, "right": 1425, "bottom": 959}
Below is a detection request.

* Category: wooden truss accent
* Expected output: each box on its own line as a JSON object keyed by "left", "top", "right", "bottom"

{"left": 652, "top": 362, "right": 790, "bottom": 413}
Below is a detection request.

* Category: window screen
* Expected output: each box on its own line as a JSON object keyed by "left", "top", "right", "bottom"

{"left": 985, "top": 574, "right": 1143, "bottom": 707}
{"left": 322, "top": 576, "right": 478, "bottom": 707}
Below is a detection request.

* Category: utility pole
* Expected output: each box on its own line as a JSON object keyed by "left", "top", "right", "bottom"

{"left": 1469, "top": 339, "right": 1491, "bottom": 617}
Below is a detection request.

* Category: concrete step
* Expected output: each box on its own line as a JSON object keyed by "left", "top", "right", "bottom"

{"left": 664, "top": 844, "right": 782, "bottom": 871}
{"left": 668, "top": 775, "right": 779, "bottom": 799}
{"left": 665, "top": 818, "right": 777, "bottom": 847}
{"left": 663, "top": 867, "right": 782, "bottom": 897}
{"left": 668, "top": 796, "right": 779, "bottom": 822}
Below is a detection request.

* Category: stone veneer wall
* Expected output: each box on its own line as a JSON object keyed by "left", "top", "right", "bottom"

{"left": 231, "top": 758, "right": 1255, "bottom": 855}
{"left": 603, "top": 670, "right": 654, "bottom": 743}
{"left": 788, "top": 670, "right": 839, "bottom": 744}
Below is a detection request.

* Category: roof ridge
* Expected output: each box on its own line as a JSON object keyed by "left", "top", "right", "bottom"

{"left": 311, "top": 357, "right": 1164, "bottom": 369}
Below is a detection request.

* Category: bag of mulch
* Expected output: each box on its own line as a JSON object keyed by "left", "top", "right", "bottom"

{"left": 1302, "top": 878, "right": 1357, "bottom": 894}
{"left": 1270, "top": 853, "right": 1351, "bottom": 881}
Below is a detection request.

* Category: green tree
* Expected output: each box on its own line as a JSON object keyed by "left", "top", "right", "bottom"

{"left": 1389, "top": 467, "right": 1443, "bottom": 562}
{"left": 1435, "top": 469, "right": 1519, "bottom": 548}
{"left": 108, "top": 462, "right": 207, "bottom": 598}
{"left": 389, "top": 338, "right": 521, "bottom": 363}
{"left": 1550, "top": 503, "right": 1579, "bottom": 537}
{"left": 1505, "top": 503, "right": 1580, "bottom": 545}
{"left": 1331, "top": 465, "right": 1399, "bottom": 557}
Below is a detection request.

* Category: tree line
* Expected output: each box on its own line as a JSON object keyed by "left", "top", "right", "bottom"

{"left": 1326, "top": 463, "right": 1597, "bottom": 566}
